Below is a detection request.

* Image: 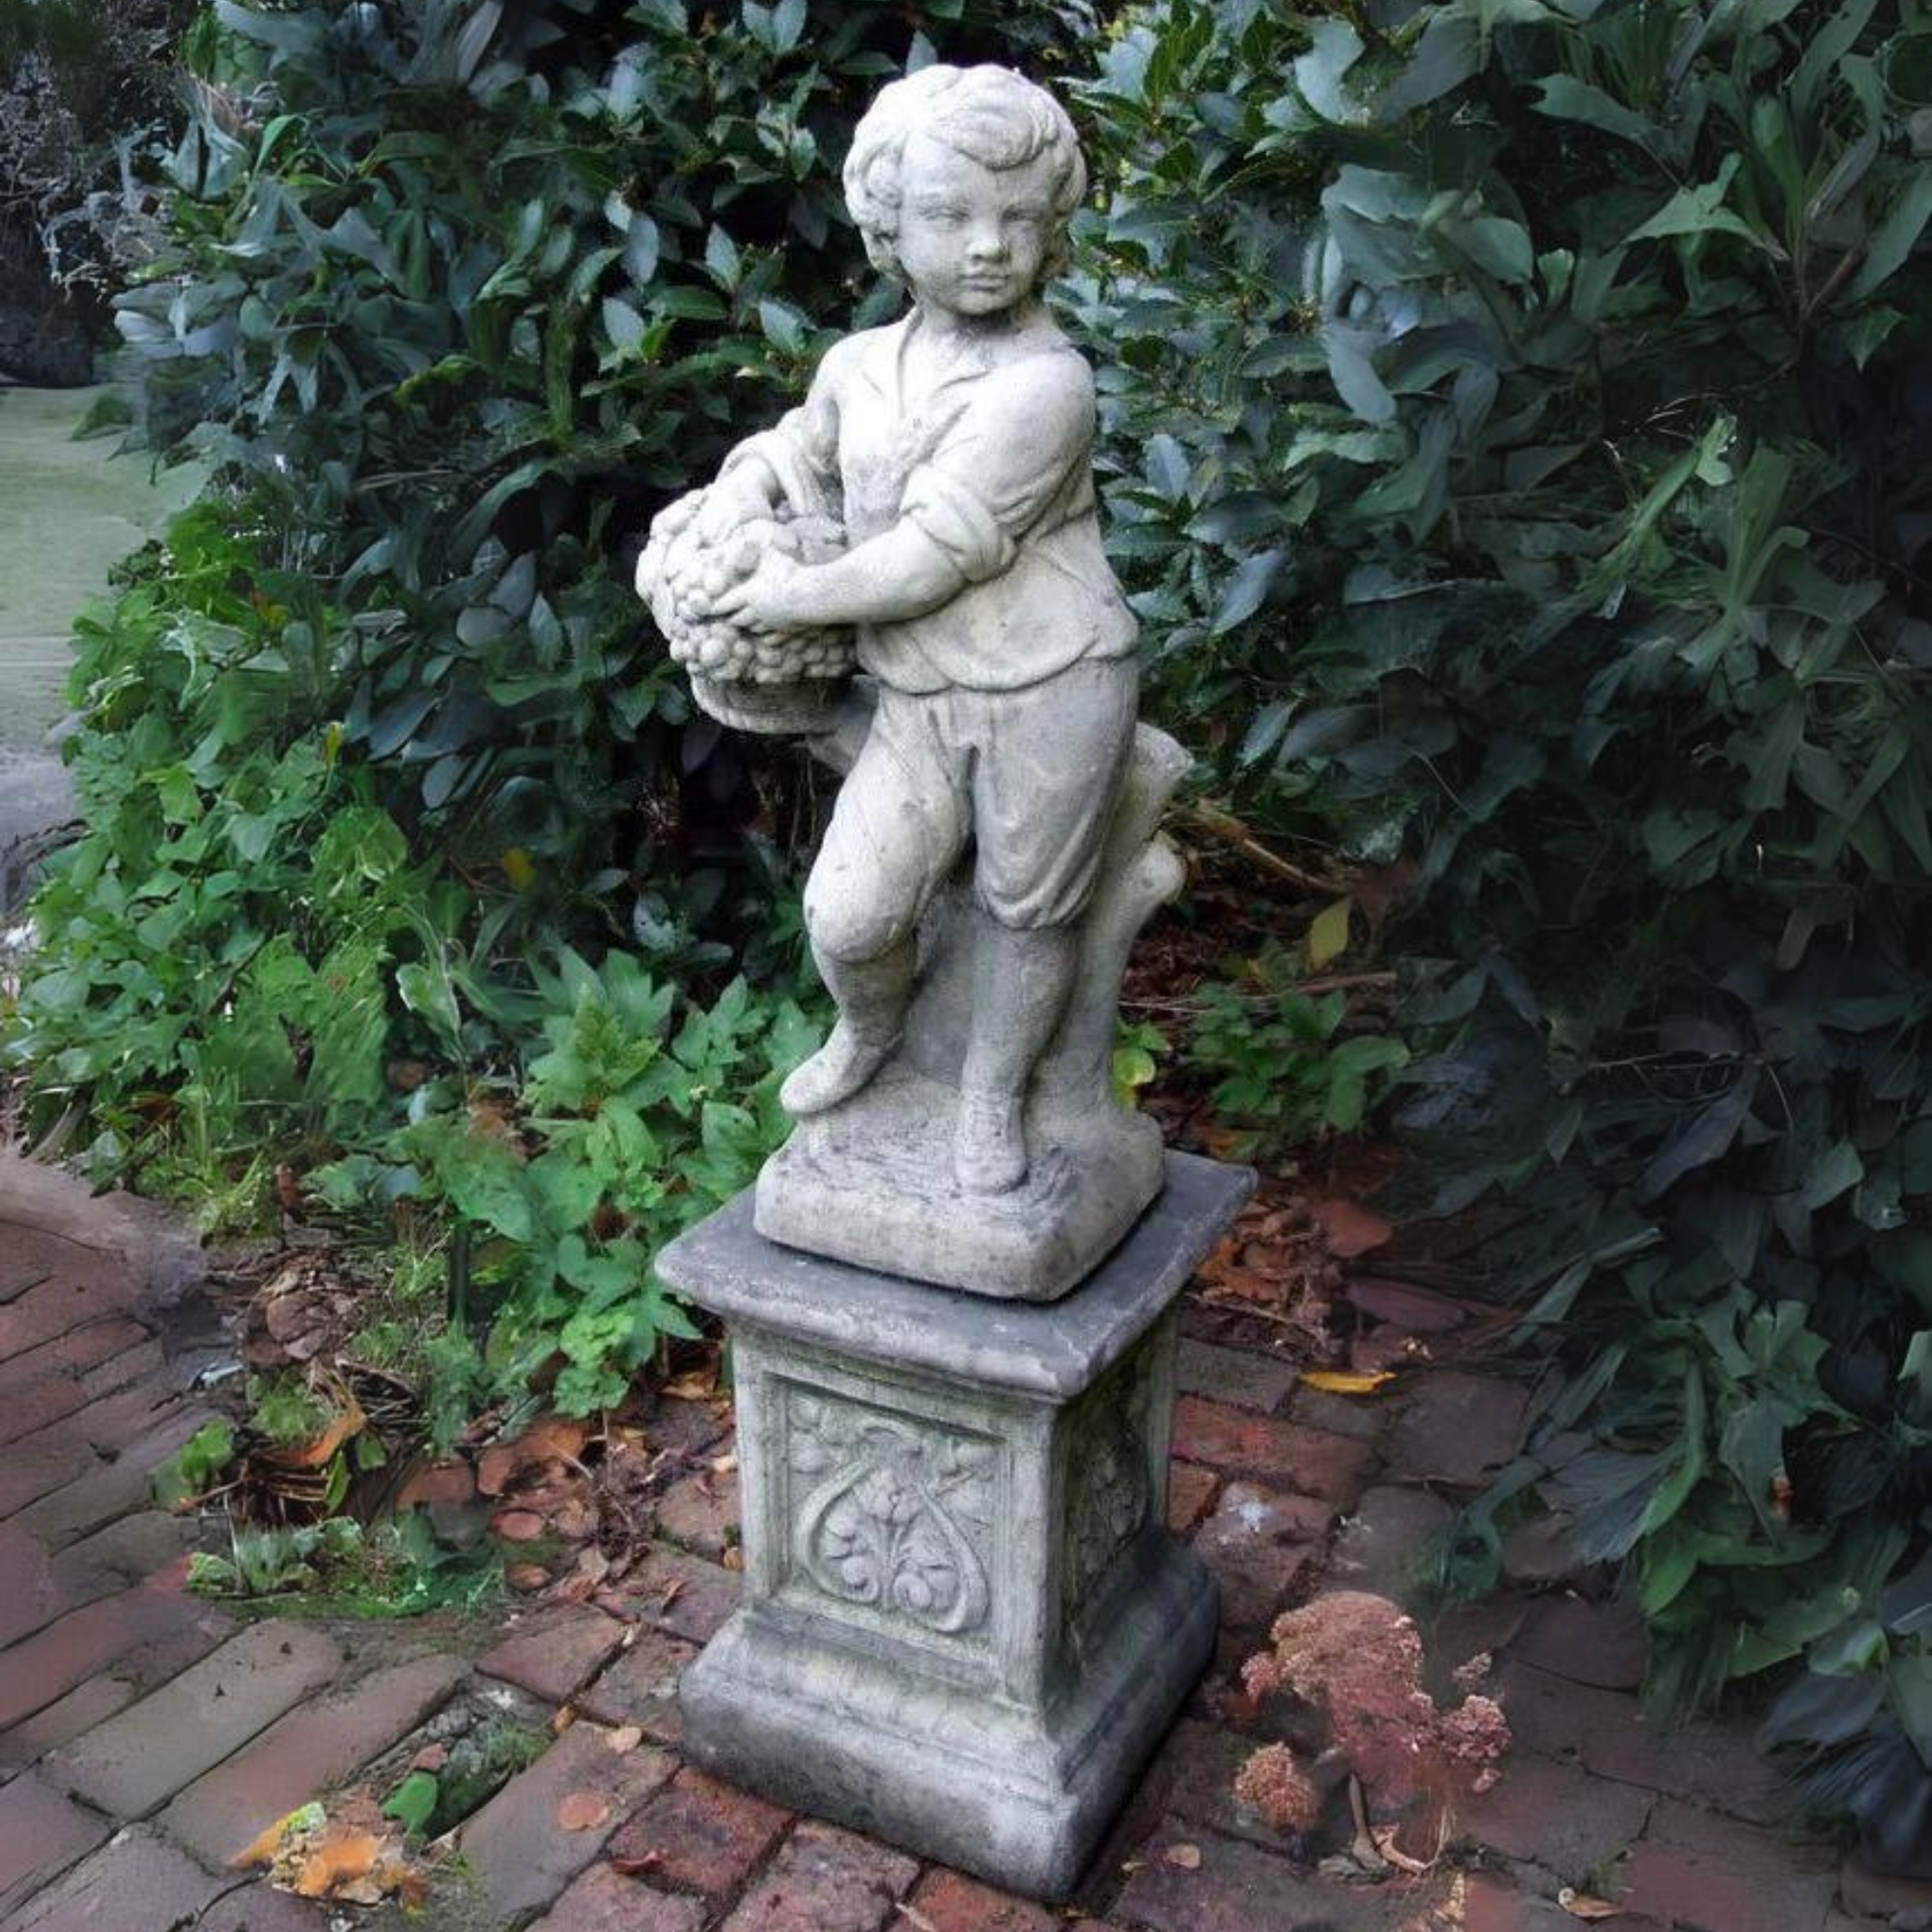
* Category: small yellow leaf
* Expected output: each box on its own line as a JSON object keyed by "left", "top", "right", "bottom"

{"left": 1163, "top": 1842, "right": 1203, "bottom": 1870}
{"left": 1300, "top": 1369, "right": 1395, "bottom": 1396}
{"left": 322, "top": 721, "right": 343, "bottom": 768}
{"left": 1308, "top": 897, "right": 1352, "bottom": 969}
{"left": 502, "top": 847, "right": 536, "bottom": 889}
{"left": 607, "top": 1725, "right": 643, "bottom": 1754}
{"left": 1557, "top": 1887, "right": 1626, "bottom": 1921}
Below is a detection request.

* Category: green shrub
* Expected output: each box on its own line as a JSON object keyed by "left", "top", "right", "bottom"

{"left": 1073, "top": 0, "right": 1932, "bottom": 1868}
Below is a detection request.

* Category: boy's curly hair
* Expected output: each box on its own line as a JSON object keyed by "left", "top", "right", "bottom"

{"left": 842, "top": 65, "right": 1086, "bottom": 285}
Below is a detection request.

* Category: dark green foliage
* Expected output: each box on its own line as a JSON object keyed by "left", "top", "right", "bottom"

{"left": 1071, "top": 0, "right": 1932, "bottom": 1866}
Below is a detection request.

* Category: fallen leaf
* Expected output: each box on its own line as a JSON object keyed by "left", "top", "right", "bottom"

{"left": 506, "top": 1562, "right": 550, "bottom": 1591}
{"left": 1301, "top": 1369, "right": 1395, "bottom": 1396}
{"left": 1313, "top": 1200, "right": 1394, "bottom": 1258}
{"left": 551, "top": 1704, "right": 578, "bottom": 1735}
{"left": 895, "top": 1901, "right": 941, "bottom": 1932}
{"left": 557, "top": 1791, "right": 612, "bottom": 1833}
{"left": 710, "top": 1451, "right": 739, "bottom": 1476}
{"left": 410, "top": 1743, "right": 449, "bottom": 1773}
{"left": 292, "top": 1832, "right": 382, "bottom": 1898}
{"left": 661, "top": 1368, "right": 718, "bottom": 1401}
{"left": 229, "top": 1807, "right": 317, "bottom": 1869}
{"left": 607, "top": 1725, "right": 643, "bottom": 1754}
{"left": 1163, "top": 1843, "right": 1203, "bottom": 1870}
{"left": 722, "top": 1547, "right": 745, "bottom": 1572}
{"left": 492, "top": 1508, "right": 547, "bottom": 1542}
{"left": 610, "top": 1853, "right": 663, "bottom": 1877}
{"left": 334, "top": 1878, "right": 386, "bottom": 1906}
{"left": 1556, "top": 1888, "right": 1626, "bottom": 1921}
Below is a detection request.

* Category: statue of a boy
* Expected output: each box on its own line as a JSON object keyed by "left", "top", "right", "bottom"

{"left": 702, "top": 65, "right": 1139, "bottom": 1198}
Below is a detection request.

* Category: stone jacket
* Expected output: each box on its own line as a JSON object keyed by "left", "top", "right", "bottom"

{"left": 724, "top": 307, "right": 1137, "bottom": 694}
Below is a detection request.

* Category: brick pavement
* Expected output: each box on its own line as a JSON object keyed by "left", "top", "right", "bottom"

{"left": 0, "top": 1153, "right": 1898, "bottom": 1932}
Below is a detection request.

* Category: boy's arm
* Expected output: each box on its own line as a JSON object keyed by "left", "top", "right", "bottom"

{"left": 719, "top": 352, "right": 1092, "bottom": 631}
{"left": 711, "top": 341, "right": 848, "bottom": 522}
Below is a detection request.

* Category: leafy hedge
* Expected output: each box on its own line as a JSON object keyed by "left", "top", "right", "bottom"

{"left": 1067, "top": 0, "right": 1932, "bottom": 1870}
{"left": 10, "top": 0, "right": 1932, "bottom": 1862}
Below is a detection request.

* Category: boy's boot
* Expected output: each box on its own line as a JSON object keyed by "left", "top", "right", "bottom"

{"left": 954, "top": 923, "right": 1078, "bottom": 1195}
{"left": 779, "top": 938, "right": 915, "bottom": 1116}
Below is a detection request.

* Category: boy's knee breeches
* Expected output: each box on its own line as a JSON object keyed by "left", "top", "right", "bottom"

{"left": 804, "top": 654, "right": 1138, "bottom": 964}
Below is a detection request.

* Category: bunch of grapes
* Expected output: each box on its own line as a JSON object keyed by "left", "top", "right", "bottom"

{"left": 637, "top": 489, "right": 854, "bottom": 686}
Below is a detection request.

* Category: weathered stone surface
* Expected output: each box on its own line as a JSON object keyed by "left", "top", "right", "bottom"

{"left": 1344, "top": 1278, "right": 1468, "bottom": 1333}
{"left": 527, "top": 1863, "right": 705, "bottom": 1932}
{"left": 47, "top": 1620, "right": 343, "bottom": 1819}
{"left": 1621, "top": 1798, "right": 1836, "bottom": 1932}
{"left": 457, "top": 1723, "right": 675, "bottom": 1922}
{"left": 1456, "top": 1751, "right": 1652, "bottom": 1879}
{"left": 194, "top": 1883, "right": 335, "bottom": 1932}
{"left": 608, "top": 1767, "right": 792, "bottom": 1897}
{"left": 478, "top": 1608, "right": 628, "bottom": 1706}
{"left": 1511, "top": 1593, "right": 1647, "bottom": 1691}
{"left": 718, "top": 1820, "right": 918, "bottom": 1932}
{"left": 1328, "top": 1484, "right": 1454, "bottom": 1602}
{"left": 1286, "top": 1383, "right": 1386, "bottom": 1444}
{"left": 1, "top": 1827, "right": 228, "bottom": 1932}
{"left": 158, "top": 1652, "right": 468, "bottom": 1867}
{"left": 580, "top": 1628, "right": 697, "bottom": 1741}
{"left": 1382, "top": 1371, "right": 1529, "bottom": 1490}
{"left": 0, "top": 1773, "right": 112, "bottom": 1919}
{"left": 1176, "top": 1339, "right": 1298, "bottom": 1415}
{"left": 662, "top": 1154, "right": 1253, "bottom": 1394}
{"left": 1171, "top": 1399, "right": 1372, "bottom": 1506}
{"left": 7, "top": 1406, "right": 216, "bottom": 1552}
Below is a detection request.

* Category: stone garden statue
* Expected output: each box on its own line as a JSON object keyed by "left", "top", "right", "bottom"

{"left": 644, "top": 66, "right": 1254, "bottom": 1897}
{"left": 638, "top": 64, "right": 1188, "bottom": 1301}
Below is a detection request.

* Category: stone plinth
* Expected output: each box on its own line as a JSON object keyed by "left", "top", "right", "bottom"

{"left": 655, "top": 1153, "right": 1251, "bottom": 1898}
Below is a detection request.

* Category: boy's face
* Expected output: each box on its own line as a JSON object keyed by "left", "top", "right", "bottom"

{"left": 895, "top": 131, "right": 1058, "bottom": 320}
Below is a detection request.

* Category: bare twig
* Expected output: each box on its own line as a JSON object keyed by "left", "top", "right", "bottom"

{"left": 1179, "top": 801, "right": 1352, "bottom": 897}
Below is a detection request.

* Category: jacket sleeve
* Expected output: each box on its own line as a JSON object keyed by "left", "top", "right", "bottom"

{"left": 897, "top": 349, "right": 1094, "bottom": 583}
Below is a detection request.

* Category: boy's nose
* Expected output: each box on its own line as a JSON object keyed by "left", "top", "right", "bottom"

{"left": 966, "top": 226, "right": 1010, "bottom": 263}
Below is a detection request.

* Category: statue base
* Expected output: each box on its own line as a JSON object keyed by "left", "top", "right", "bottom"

{"left": 753, "top": 1066, "right": 1167, "bottom": 1302}
{"left": 654, "top": 1153, "right": 1252, "bottom": 1899}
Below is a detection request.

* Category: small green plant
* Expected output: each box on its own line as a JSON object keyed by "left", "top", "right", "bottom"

{"left": 1187, "top": 957, "right": 1409, "bottom": 1158}
{"left": 1111, "top": 1018, "right": 1168, "bottom": 1108}
{"left": 153, "top": 1419, "right": 236, "bottom": 1510}
{"left": 246, "top": 1374, "right": 333, "bottom": 1449}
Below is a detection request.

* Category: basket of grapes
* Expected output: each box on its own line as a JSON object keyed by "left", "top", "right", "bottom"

{"left": 636, "top": 488, "right": 855, "bottom": 736}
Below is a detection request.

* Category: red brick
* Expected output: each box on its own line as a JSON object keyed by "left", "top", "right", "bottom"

{"left": 653, "top": 1469, "right": 740, "bottom": 1560}
{"left": 1494, "top": 1661, "right": 1785, "bottom": 1825}
{"left": 0, "top": 1336, "right": 165, "bottom": 1449}
{"left": 479, "top": 1607, "right": 628, "bottom": 1705}
{"left": 47, "top": 1620, "right": 344, "bottom": 1818}
{"left": 2, "top": 1827, "right": 227, "bottom": 1932}
{"left": 1191, "top": 1481, "right": 1329, "bottom": 1630}
{"left": 720, "top": 1819, "right": 917, "bottom": 1932}
{"left": 1383, "top": 1371, "right": 1529, "bottom": 1491}
{"left": 1114, "top": 1816, "right": 1368, "bottom": 1931}
{"left": 1328, "top": 1484, "right": 1453, "bottom": 1605}
{"left": 9, "top": 1406, "right": 218, "bottom": 1551}
{"left": 906, "top": 1867, "right": 1058, "bottom": 1932}
{"left": 458, "top": 1723, "right": 675, "bottom": 1921}
{"left": 196, "top": 1882, "right": 338, "bottom": 1932}
{"left": 0, "top": 1577, "right": 217, "bottom": 1731}
{"left": 1841, "top": 1858, "right": 1932, "bottom": 1920}
{"left": 1622, "top": 1800, "right": 1837, "bottom": 1932}
{"left": 1157, "top": 1720, "right": 1307, "bottom": 1855}
{"left": 1167, "top": 1463, "right": 1221, "bottom": 1535}
{"left": 0, "top": 1374, "right": 196, "bottom": 1518}
{"left": 622, "top": 1547, "right": 742, "bottom": 1643}
{"left": 1286, "top": 1383, "right": 1385, "bottom": 1444}
{"left": 0, "top": 1591, "right": 234, "bottom": 1772}
{"left": 1171, "top": 1399, "right": 1372, "bottom": 1507}
{"left": 1456, "top": 1752, "right": 1651, "bottom": 1879}
{"left": 1344, "top": 1277, "right": 1468, "bottom": 1334}
{"left": 1176, "top": 1340, "right": 1299, "bottom": 1415}
{"left": 159, "top": 1652, "right": 468, "bottom": 1866}
{"left": 0, "top": 1772, "right": 113, "bottom": 1918}
{"left": 528, "top": 1863, "right": 704, "bottom": 1932}
{"left": 0, "top": 1262, "right": 138, "bottom": 1358}
{"left": 638, "top": 1396, "right": 730, "bottom": 1458}
{"left": 1461, "top": 1869, "right": 1660, "bottom": 1932}
{"left": 609, "top": 1766, "right": 790, "bottom": 1897}
{"left": 1511, "top": 1593, "right": 1646, "bottom": 1692}
{"left": 580, "top": 1627, "right": 697, "bottom": 1742}
{"left": 0, "top": 1314, "right": 152, "bottom": 1398}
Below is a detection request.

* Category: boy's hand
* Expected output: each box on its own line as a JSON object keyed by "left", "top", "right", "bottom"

{"left": 697, "top": 463, "right": 780, "bottom": 544}
{"left": 713, "top": 551, "right": 812, "bottom": 634}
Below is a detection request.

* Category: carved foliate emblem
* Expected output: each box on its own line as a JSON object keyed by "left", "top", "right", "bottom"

{"left": 1064, "top": 1342, "right": 1155, "bottom": 1618}
{"left": 785, "top": 1389, "right": 996, "bottom": 1637}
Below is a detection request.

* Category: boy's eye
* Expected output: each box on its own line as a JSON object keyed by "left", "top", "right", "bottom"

{"left": 918, "top": 206, "right": 966, "bottom": 224}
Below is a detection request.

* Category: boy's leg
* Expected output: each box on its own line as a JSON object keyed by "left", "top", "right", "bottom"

{"left": 780, "top": 690, "right": 965, "bottom": 1118}
{"left": 956, "top": 659, "right": 1138, "bottom": 1192}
